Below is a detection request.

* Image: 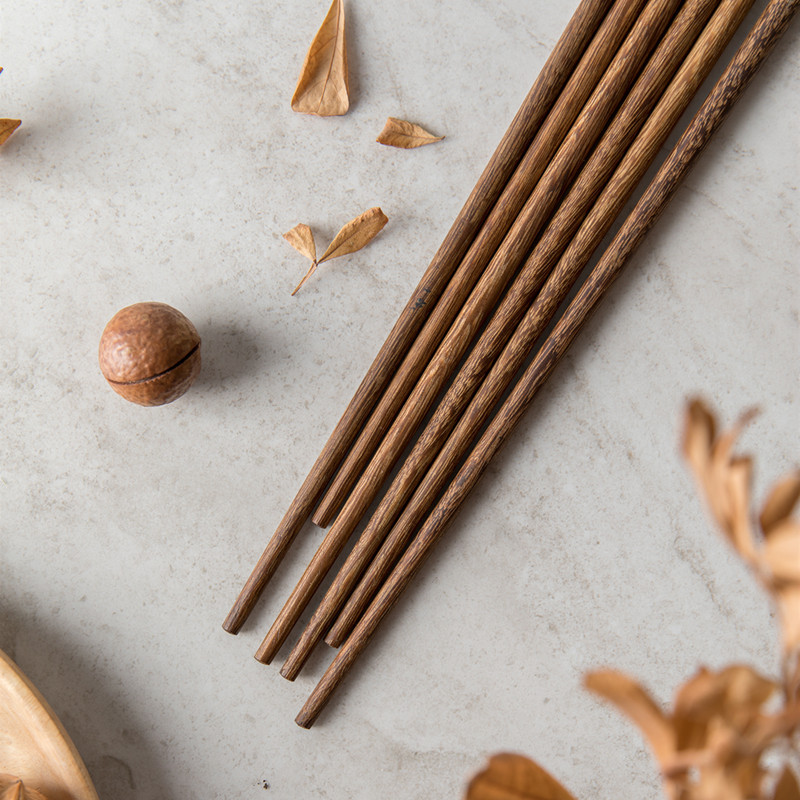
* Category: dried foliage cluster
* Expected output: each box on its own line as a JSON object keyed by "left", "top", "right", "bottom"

{"left": 466, "top": 399, "right": 800, "bottom": 800}
{"left": 286, "top": 1, "right": 443, "bottom": 294}
{"left": 0, "top": 69, "right": 21, "bottom": 146}
{"left": 284, "top": 207, "right": 388, "bottom": 295}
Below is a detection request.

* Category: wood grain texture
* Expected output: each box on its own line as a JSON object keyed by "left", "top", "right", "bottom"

{"left": 323, "top": 0, "right": 756, "bottom": 651}
{"left": 295, "top": 0, "right": 799, "bottom": 727}
{"left": 311, "top": 0, "right": 649, "bottom": 527}
{"left": 222, "top": 0, "right": 614, "bottom": 634}
{"left": 0, "top": 649, "right": 99, "bottom": 800}
{"left": 288, "top": 0, "right": 734, "bottom": 665}
{"left": 257, "top": 0, "right": 684, "bottom": 666}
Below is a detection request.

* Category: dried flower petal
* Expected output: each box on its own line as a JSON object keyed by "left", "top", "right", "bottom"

{"left": 291, "top": 0, "right": 349, "bottom": 116}
{"left": 284, "top": 223, "right": 317, "bottom": 263}
{"left": 465, "top": 753, "right": 577, "bottom": 800}
{"left": 761, "top": 471, "right": 800, "bottom": 536}
{"left": 0, "top": 119, "right": 20, "bottom": 146}
{"left": 376, "top": 117, "right": 444, "bottom": 149}
{"left": 317, "top": 207, "right": 387, "bottom": 264}
{"left": 584, "top": 670, "right": 675, "bottom": 764}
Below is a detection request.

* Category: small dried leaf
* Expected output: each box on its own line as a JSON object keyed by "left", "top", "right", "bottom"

{"left": 291, "top": 0, "right": 349, "bottom": 116}
{"left": 774, "top": 766, "right": 800, "bottom": 800}
{"left": 376, "top": 117, "right": 444, "bottom": 149}
{"left": 775, "top": 584, "right": 800, "bottom": 654}
{"left": 761, "top": 472, "right": 800, "bottom": 536}
{"left": 584, "top": 670, "right": 675, "bottom": 764}
{"left": 682, "top": 399, "right": 758, "bottom": 562}
{"left": 284, "top": 223, "right": 317, "bottom": 263}
{"left": 762, "top": 521, "right": 800, "bottom": 582}
{"left": 465, "top": 753, "right": 577, "bottom": 800}
{"left": 0, "top": 119, "right": 21, "bottom": 146}
{"left": 317, "top": 207, "right": 387, "bottom": 264}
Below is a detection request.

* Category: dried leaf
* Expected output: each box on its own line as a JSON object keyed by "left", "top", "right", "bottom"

{"left": 761, "top": 521, "right": 800, "bottom": 582}
{"left": 317, "top": 207, "right": 387, "bottom": 264}
{"left": 682, "top": 399, "right": 758, "bottom": 562}
{"left": 291, "top": 0, "right": 349, "bottom": 116}
{"left": 761, "top": 471, "right": 800, "bottom": 536}
{"left": 0, "top": 119, "right": 20, "bottom": 146}
{"left": 377, "top": 117, "right": 444, "bottom": 149}
{"left": 465, "top": 753, "right": 577, "bottom": 800}
{"left": 584, "top": 670, "right": 675, "bottom": 764}
{"left": 774, "top": 766, "right": 800, "bottom": 800}
{"left": 283, "top": 223, "right": 317, "bottom": 263}
{"left": 775, "top": 584, "right": 800, "bottom": 654}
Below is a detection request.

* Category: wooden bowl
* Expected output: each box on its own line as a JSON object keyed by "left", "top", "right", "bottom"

{"left": 0, "top": 649, "right": 99, "bottom": 800}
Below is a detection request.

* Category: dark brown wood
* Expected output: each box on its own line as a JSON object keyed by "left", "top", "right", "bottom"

{"left": 283, "top": 0, "right": 736, "bottom": 673}
{"left": 256, "top": 0, "right": 681, "bottom": 663}
{"left": 310, "top": 0, "right": 649, "bottom": 528}
{"left": 258, "top": 0, "right": 683, "bottom": 667}
{"left": 295, "top": 0, "right": 799, "bottom": 727}
{"left": 323, "top": 0, "right": 757, "bottom": 652}
{"left": 222, "top": 0, "right": 613, "bottom": 634}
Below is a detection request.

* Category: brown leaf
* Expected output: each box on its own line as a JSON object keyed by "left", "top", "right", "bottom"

{"left": 775, "top": 584, "right": 800, "bottom": 654}
{"left": 317, "top": 206, "right": 387, "bottom": 264}
{"left": 465, "top": 753, "right": 578, "bottom": 800}
{"left": 774, "top": 766, "right": 800, "bottom": 800}
{"left": 682, "top": 399, "right": 758, "bottom": 562}
{"left": 584, "top": 670, "right": 675, "bottom": 765}
{"left": 283, "top": 223, "right": 317, "bottom": 263}
{"left": 761, "top": 521, "right": 800, "bottom": 583}
{"left": 376, "top": 117, "right": 444, "bottom": 149}
{"left": 291, "top": 0, "right": 349, "bottom": 116}
{"left": 0, "top": 119, "right": 21, "bottom": 146}
{"left": 761, "top": 471, "right": 800, "bottom": 536}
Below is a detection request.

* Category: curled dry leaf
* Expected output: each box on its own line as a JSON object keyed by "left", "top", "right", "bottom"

{"left": 682, "top": 399, "right": 800, "bottom": 656}
{"left": 584, "top": 670, "right": 675, "bottom": 764}
{"left": 376, "top": 117, "right": 444, "bottom": 149}
{"left": 0, "top": 119, "right": 20, "bottom": 146}
{"left": 318, "top": 207, "right": 388, "bottom": 264}
{"left": 682, "top": 398, "right": 758, "bottom": 562}
{"left": 284, "top": 223, "right": 317, "bottom": 263}
{"left": 465, "top": 753, "right": 577, "bottom": 800}
{"left": 291, "top": 0, "right": 349, "bottom": 116}
{"left": 284, "top": 208, "right": 388, "bottom": 295}
{"left": 760, "top": 472, "right": 800, "bottom": 535}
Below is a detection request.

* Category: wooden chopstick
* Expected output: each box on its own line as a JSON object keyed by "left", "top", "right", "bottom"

{"left": 294, "top": 0, "right": 799, "bottom": 727}
{"left": 319, "top": 0, "right": 757, "bottom": 655}
{"left": 310, "top": 0, "right": 649, "bottom": 530}
{"left": 281, "top": 0, "right": 737, "bottom": 677}
{"left": 254, "top": 0, "right": 684, "bottom": 666}
{"left": 222, "top": 0, "right": 614, "bottom": 634}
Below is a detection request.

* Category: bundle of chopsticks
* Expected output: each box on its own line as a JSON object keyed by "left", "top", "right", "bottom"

{"left": 225, "top": 0, "right": 798, "bottom": 727}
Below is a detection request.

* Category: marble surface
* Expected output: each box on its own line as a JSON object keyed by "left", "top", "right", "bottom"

{"left": 1, "top": 0, "right": 798, "bottom": 798}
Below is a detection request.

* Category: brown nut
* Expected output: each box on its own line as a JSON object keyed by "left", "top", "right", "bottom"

{"left": 99, "top": 302, "right": 201, "bottom": 406}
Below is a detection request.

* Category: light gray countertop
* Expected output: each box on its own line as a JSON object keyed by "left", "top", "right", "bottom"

{"left": 1, "top": 1, "right": 798, "bottom": 798}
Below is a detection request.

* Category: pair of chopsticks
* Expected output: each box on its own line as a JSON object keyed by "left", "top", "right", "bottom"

{"left": 227, "top": 0, "right": 798, "bottom": 728}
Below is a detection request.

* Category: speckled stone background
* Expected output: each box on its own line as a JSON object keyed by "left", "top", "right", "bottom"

{"left": 1, "top": 0, "right": 798, "bottom": 798}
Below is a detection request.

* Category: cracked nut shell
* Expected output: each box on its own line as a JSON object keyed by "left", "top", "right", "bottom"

{"left": 99, "top": 302, "right": 201, "bottom": 406}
